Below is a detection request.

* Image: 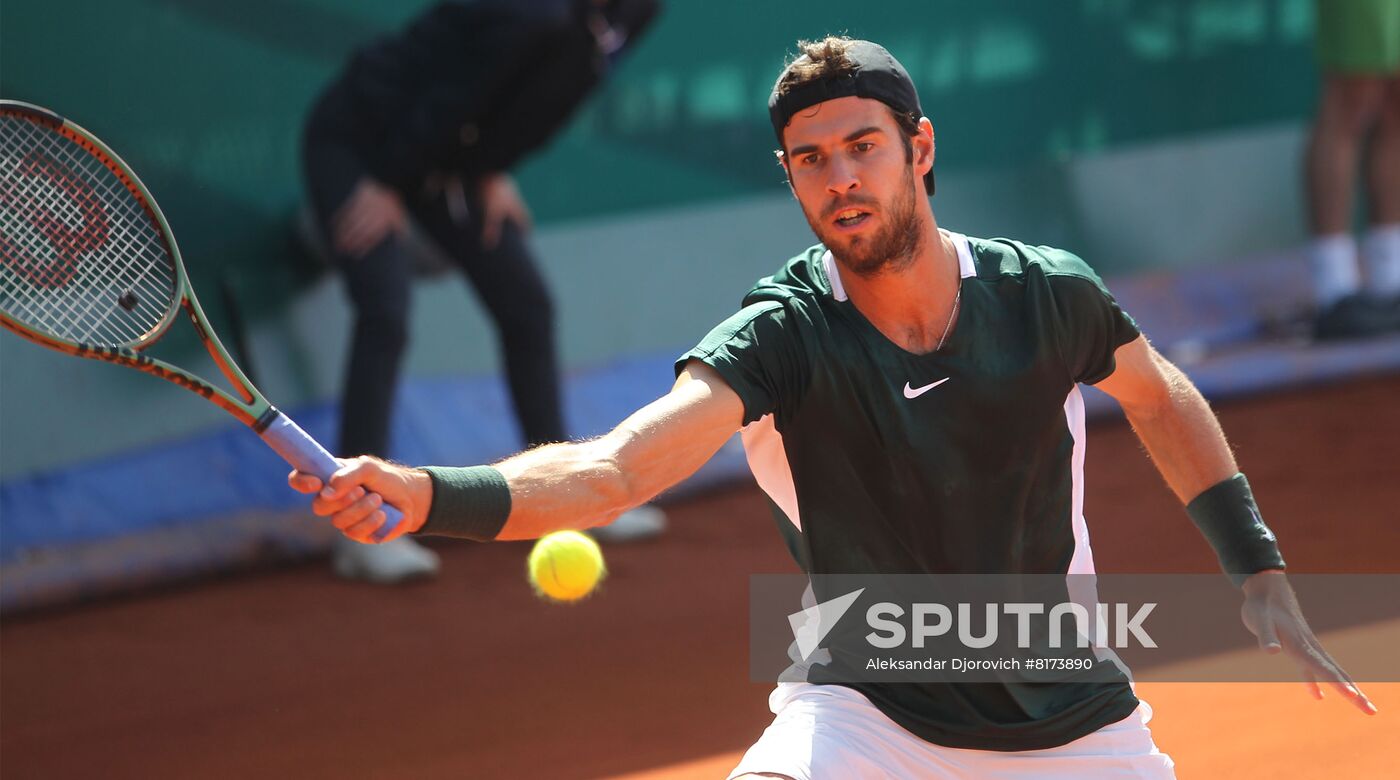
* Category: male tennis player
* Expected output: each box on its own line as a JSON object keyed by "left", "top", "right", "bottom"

{"left": 291, "top": 37, "right": 1375, "bottom": 779}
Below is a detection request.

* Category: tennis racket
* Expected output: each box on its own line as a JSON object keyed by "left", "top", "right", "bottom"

{"left": 0, "top": 100, "right": 404, "bottom": 540}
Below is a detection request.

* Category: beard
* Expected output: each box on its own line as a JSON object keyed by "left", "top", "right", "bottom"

{"left": 803, "top": 165, "right": 925, "bottom": 279}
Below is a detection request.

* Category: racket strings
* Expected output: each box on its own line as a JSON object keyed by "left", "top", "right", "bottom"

{"left": 2, "top": 120, "right": 174, "bottom": 344}
{"left": 1, "top": 113, "right": 177, "bottom": 347}
{"left": 1, "top": 125, "right": 173, "bottom": 345}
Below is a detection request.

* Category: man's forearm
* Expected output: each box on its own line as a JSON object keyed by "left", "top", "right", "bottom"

{"left": 1119, "top": 358, "right": 1238, "bottom": 504}
{"left": 423, "top": 369, "right": 742, "bottom": 542}
{"left": 491, "top": 436, "right": 635, "bottom": 540}
{"left": 414, "top": 438, "right": 633, "bottom": 542}
{"left": 1116, "top": 356, "right": 1285, "bottom": 583}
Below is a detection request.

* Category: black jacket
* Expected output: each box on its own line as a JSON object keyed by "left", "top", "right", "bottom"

{"left": 324, "top": 0, "right": 658, "bottom": 191}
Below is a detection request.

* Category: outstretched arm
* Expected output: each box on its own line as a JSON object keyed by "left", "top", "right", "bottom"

{"left": 490, "top": 360, "right": 742, "bottom": 540}
{"left": 1094, "top": 336, "right": 1376, "bottom": 715}
{"left": 290, "top": 361, "right": 744, "bottom": 541}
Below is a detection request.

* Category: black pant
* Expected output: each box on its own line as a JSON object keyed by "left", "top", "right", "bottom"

{"left": 301, "top": 89, "right": 565, "bottom": 458}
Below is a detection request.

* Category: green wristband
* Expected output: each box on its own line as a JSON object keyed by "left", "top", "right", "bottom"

{"left": 416, "top": 465, "right": 512, "bottom": 541}
{"left": 1185, "top": 472, "right": 1285, "bottom": 587}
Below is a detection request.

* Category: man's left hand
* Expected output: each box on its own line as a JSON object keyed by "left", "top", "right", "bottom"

{"left": 1240, "top": 569, "right": 1378, "bottom": 715}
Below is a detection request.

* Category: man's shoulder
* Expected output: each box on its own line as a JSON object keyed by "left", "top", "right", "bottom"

{"left": 740, "top": 244, "right": 832, "bottom": 307}
{"left": 965, "top": 236, "right": 1110, "bottom": 292}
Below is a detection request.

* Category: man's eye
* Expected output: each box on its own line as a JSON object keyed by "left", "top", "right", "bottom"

{"left": 854, "top": 142, "right": 874, "bottom": 153}
{"left": 801, "top": 154, "right": 821, "bottom": 165}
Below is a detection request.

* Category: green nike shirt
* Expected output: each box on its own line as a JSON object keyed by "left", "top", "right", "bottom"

{"left": 676, "top": 231, "right": 1143, "bottom": 751}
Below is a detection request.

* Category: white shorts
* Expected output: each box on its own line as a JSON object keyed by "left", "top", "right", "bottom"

{"left": 728, "top": 683, "right": 1176, "bottom": 780}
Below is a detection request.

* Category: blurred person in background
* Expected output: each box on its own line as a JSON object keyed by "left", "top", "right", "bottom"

{"left": 1304, "top": 0, "right": 1400, "bottom": 338}
{"left": 301, "top": 0, "right": 665, "bottom": 584}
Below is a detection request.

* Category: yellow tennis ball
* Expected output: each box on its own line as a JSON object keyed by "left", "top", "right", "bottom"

{"left": 527, "top": 530, "right": 606, "bottom": 602}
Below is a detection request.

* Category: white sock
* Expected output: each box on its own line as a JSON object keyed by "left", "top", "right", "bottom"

{"left": 1309, "top": 233, "right": 1361, "bottom": 307}
{"left": 1361, "top": 223, "right": 1400, "bottom": 297}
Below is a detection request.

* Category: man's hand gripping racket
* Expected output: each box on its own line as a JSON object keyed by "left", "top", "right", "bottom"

{"left": 0, "top": 100, "right": 405, "bottom": 541}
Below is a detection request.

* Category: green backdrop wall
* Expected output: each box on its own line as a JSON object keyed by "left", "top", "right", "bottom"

{"left": 3, "top": 0, "right": 1318, "bottom": 285}
{"left": 1, "top": 0, "right": 1322, "bottom": 477}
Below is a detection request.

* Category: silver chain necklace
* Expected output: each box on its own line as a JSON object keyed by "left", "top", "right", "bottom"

{"left": 935, "top": 284, "right": 961, "bottom": 352}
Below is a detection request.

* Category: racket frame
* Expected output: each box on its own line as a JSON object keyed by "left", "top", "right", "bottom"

{"left": 1, "top": 100, "right": 271, "bottom": 429}
{"left": 1, "top": 100, "right": 405, "bottom": 538}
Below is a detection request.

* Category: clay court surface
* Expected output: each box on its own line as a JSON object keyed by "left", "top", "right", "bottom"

{"left": 2, "top": 375, "right": 1396, "bottom": 778}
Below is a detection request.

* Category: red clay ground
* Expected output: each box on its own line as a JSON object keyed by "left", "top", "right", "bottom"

{"left": 2, "top": 374, "right": 1397, "bottom": 779}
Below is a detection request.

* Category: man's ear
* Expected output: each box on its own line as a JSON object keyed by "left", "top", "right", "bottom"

{"left": 915, "top": 117, "right": 935, "bottom": 181}
{"left": 775, "top": 149, "right": 796, "bottom": 198}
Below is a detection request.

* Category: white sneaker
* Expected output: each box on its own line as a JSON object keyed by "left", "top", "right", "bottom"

{"left": 589, "top": 504, "right": 668, "bottom": 544}
{"left": 332, "top": 535, "right": 441, "bottom": 584}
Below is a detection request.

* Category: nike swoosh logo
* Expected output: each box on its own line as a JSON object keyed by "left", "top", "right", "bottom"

{"left": 903, "top": 377, "right": 950, "bottom": 399}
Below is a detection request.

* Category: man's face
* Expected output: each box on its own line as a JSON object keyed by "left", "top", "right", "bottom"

{"left": 781, "top": 96, "right": 930, "bottom": 278}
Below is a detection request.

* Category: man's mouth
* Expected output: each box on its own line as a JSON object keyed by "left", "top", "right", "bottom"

{"left": 832, "top": 208, "right": 871, "bottom": 228}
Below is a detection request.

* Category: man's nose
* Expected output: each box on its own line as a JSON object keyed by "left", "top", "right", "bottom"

{"left": 825, "top": 156, "right": 859, "bottom": 195}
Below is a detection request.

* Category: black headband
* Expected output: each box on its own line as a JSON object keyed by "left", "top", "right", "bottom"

{"left": 768, "top": 40, "right": 934, "bottom": 195}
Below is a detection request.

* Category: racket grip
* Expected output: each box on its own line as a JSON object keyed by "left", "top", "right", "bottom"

{"left": 259, "top": 411, "right": 404, "bottom": 541}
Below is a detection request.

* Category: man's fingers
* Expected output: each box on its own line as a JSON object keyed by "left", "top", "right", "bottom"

{"left": 1252, "top": 614, "right": 1282, "bottom": 654}
{"left": 1288, "top": 631, "right": 1339, "bottom": 679}
{"left": 333, "top": 219, "right": 368, "bottom": 256}
{"left": 1291, "top": 629, "right": 1352, "bottom": 686}
{"left": 315, "top": 485, "right": 366, "bottom": 518}
{"left": 332, "top": 196, "right": 372, "bottom": 251}
{"left": 1314, "top": 665, "right": 1378, "bottom": 715}
{"left": 315, "top": 457, "right": 391, "bottom": 513}
{"left": 1292, "top": 636, "right": 1379, "bottom": 715}
{"left": 481, "top": 209, "right": 502, "bottom": 250}
{"left": 1330, "top": 679, "right": 1378, "bottom": 715}
{"left": 513, "top": 200, "right": 533, "bottom": 233}
{"left": 1304, "top": 670, "right": 1324, "bottom": 701}
{"left": 329, "top": 489, "right": 382, "bottom": 532}
{"left": 324, "top": 457, "right": 379, "bottom": 499}
{"left": 319, "top": 474, "right": 354, "bottom": 502}
{"left": 341, "top": 508, "right": 388, "bottom": 544}
{"left": 333, "top": 199, "right": 403, "bottom": 258}
{"left": 288, "top": 470, "right": 323, "bottom": 494}
{"left": 1307, "top": 641, "right": 1378, "bottom": 715}
{"left": 337, "top": 214, "right": 388, "bottom": 258}
{"left": 299, "top": 453, "right": 418, "bottom": 542}
{"left": 1243, "top": 576, "right": 1378, "bottom": 716}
